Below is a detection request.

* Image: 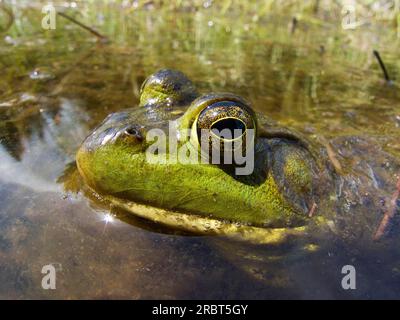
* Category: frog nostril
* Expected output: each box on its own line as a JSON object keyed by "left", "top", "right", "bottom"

{"left": 125, "top": 127, "right": 138, "bottom": 135}
{"left": 124, "top": 126, "right": 144, "bottom": 142}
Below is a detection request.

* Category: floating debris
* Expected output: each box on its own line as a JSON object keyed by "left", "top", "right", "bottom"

{"left": 4, "top": 35, "right": 18, "bottom": 45}
{"left": 0, "top": 98, "right": 16, "bottom": 108}
{"left": 289, "top": 16, "right": 298, "bottom": 34}
{"left": 29, "top": 68, "right": 55, "bottom": 81}
{"left": 373, "top": 50, "right": 393, "bottom": 85}
{"left": 0, "top": 4, "right": 14, "bottom": 33}
{"left": 374, "top": 176, "right": 400, "bottom": 240}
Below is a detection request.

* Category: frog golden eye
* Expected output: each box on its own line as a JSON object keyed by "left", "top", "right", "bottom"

{"left": 196, "top": 100, "right": 256, "bottom": 159}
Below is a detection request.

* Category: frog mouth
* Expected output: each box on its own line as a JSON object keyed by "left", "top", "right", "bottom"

{"left": 104, "top": 193, "right": 308, "bottom": 245}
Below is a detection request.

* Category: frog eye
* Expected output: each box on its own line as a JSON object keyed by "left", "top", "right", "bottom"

{"left": 139, "top": 69, "right": 198, "bottom": 107}
{"left": 196, "top": 100, "right": 256, "bottom": 159}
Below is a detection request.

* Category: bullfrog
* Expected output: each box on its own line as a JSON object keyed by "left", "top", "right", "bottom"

{"left": 76, "top": 69, "right": 400, "bottom": 245}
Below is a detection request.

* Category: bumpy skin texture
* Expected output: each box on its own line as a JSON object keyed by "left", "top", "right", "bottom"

{"left": 139, "top": 69, "right": 198, "bottom": 107}
{"left": 77, "top": 69, "right": 332, "bottom": 228}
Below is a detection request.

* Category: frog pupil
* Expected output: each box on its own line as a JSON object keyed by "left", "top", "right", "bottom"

{"left": 211, "top": 118, "right": 246, "bottom": 139}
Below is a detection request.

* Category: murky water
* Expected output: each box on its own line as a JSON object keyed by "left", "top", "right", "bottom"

{"left": 1, "top": 1, "right": 400, "bottom": 299}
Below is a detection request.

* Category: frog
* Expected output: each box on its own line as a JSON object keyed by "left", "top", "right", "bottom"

{"left": 76, "top": 69, "right": 400, "bottom": 246}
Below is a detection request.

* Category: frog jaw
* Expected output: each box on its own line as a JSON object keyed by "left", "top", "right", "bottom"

{"left": 104, "top": 191, "right": 309, "bottom": 245}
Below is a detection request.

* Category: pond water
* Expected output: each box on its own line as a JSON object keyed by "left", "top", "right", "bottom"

{"left": 1, "top": 1, "right": 400, "bottom": 299}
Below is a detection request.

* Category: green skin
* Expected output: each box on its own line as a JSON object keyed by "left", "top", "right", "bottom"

{"left": 76, "top": 69, "right": 334, "bottom": 232}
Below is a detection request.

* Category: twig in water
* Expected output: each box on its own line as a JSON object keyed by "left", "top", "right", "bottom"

{"left": 373, "top": 176, "right": 400, "bottom": 241}
{"left": 58, "top": 11, "right": 109, "bottom": 43}
{"left": 308, "top": 202, "right": 318, "bottom": 217}
{"left": 319, "top": 136, "right": 343, "bottom": 174}
{"left": 289, "top": 17, "right": 298, "bottom": 35}
{"left": 373, "top": 50, "right": 392, "bottom": 84}
{"left": 0, "top": 4, "right": 14, "bottom": 33}
{"left": 313, "top": 0, "right": 320, "bottom": 14}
